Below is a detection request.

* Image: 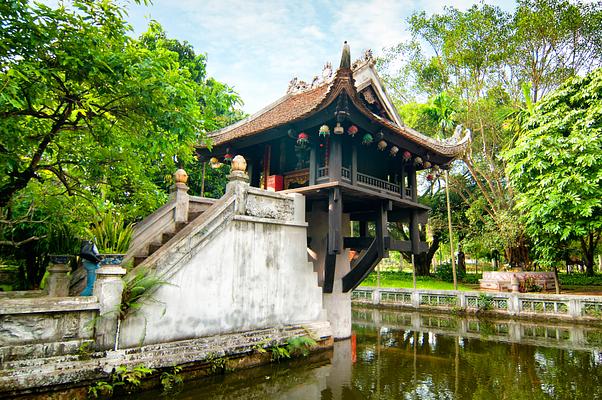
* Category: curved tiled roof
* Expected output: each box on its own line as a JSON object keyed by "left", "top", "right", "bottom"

{"left": 205, "top": 65, "right": 470, "bottom": 159}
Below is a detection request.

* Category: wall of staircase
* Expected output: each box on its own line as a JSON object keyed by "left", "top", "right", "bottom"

{"left": 116, "top": 175, "right": 327, "bottom": 348}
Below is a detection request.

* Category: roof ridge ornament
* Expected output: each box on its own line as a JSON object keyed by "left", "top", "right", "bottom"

{"left": 352, "top": 49, "right": 375, "bottom": 70}
{"left": 340, "top": 41, "right": 351, "bottom": 69}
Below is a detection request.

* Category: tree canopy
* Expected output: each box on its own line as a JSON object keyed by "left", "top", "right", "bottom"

{"left": 0, "top": 0, "right": 241, "bottom": 288}
{"left": 504, "top": 68, "right": 602, "bottom": 275}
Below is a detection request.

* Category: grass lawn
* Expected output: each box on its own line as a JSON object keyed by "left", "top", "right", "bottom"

{"left": 360, "top": 271, "right": 474, "bottom": 291}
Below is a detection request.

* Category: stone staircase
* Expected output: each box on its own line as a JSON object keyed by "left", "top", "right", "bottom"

{"left": 132, "top": 210, "right": 205, "bottom": 267}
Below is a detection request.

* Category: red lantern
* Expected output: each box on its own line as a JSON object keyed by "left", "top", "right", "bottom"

{"left": 402, "top": 151, "right": 412, "bottom": 161}
{"left": 348, "top": 125, "right": 359, "bottom": 136}
{"left": 224, "top": 153, "right": 233, "bottom": 163}
{"left": 426, "top": 174, "right": 434, "bottom": 181}
{"left": 297, "top": 132, "right": 309, "bottom": 146}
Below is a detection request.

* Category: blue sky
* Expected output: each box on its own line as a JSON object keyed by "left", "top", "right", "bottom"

{"left": 125, "top": 0, "right": 517, "bottom": 114}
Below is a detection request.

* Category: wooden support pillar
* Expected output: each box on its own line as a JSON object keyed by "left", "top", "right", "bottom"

{"left": 400, "top": 166, "right": 406, "bottom": 198}
{"left": 328, "top": 187, "right": 342, "bottom": 254}
{"left": 328, "top": 134, "right": 342, "bottom": 182}
{"left": 409, "top": 210, "right": 421, "bottom": 255}
{"left": 375, "top": 202, "right": 389, "bottom": 258}
{"left": 408, "top": 166, "right": 417, "bottom": 202}
{"left": 262, "top": 145, "right": 271, "bottom": 189}
{"left": 278, "top": 138, "right": 286, "bottom": 173}
{"left": 351, "top": 143, "right": 358, "bottom": 185}
{"left": 309, "top": 140, "right": 317, "bottom": 185}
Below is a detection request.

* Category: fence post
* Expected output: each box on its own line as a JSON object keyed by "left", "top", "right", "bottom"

{"left": 93, "top": 265, "right": 126, "bottom": 351}
{"left": 372, "top": 288, "right": 380, "bottom": 306}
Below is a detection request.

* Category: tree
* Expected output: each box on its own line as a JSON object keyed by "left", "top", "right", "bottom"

{"left": 0, "top": 1, "right": 242, "bottom": 288}
{"left": 379, "top": 0, "right": 602, "bottom": 268}
{"left": 504, "top": 69, "right": 602, "bottom": 276}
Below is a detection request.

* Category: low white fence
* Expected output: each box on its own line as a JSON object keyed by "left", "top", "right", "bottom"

{"left": 352, "top": 287, "right": 602, "bottom": 322}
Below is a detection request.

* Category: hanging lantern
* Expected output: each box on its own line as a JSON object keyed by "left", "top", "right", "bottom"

{"left": 297, "top": 132, "right": 309, "bottom": 146}
{"left": 377, "top": 140, "right": 387, "bottom": 151}
{"left": 426, "top": 174, "right": 434, "bottom": 181}
{"left": 402, "top": 151, "right": 412, "bottom": 161}
{"left": 432, "top": 164, "right": 440, "bottom": 172}
{"left": 348, "top": 125, "right": 358, "bottom": 136}
{"left": 423, "top": 161, "right": 432, "bottom": 169}
{"left": 319, "top": 124, "right": 330, "bottom": 137}
{"left": 414, "top": 156, "right": 423, "bottom": 165}
{"left": 223, "top": 153, "right": 233, "bottom": 163}
{"left": 362, "top": 133, "right": 374, "bottom": 145}
{"left": 334, "top": 122, "right": 344, "bottom": 134}
{"left": 389, "top": 146, "right": 399, "bottom": 157}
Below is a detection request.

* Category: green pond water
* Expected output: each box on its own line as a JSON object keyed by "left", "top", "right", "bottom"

{"left": 135, "top": 308, "right": 602, "bottom": 400}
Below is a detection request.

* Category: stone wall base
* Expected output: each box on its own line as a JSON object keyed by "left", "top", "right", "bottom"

{"left": 0, "top": 321, "right": 332, "bottom": 398}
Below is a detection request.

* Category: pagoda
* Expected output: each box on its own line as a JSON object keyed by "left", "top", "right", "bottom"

{"left": 198, "top": 43, "right": 469, "bottom": 338}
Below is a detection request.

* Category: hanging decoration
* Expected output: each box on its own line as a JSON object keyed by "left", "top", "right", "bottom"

{"left": 426, "top": 174, "right": 434, "bottom": 181}
{"left": 432, "top": 164, "right": 440, "bottom": 172}
{"left": 223, "top": 153, "right": 233, "bottom": 163}
{"left": 423, "top": 161, "right": 432, "bottom": 169}
{"left": 347, "top": 125, "right": 358, "bottom": 136}
{"left": 209, "top": 157, "right": 222, "bottom": 169}
{"left": 402, "top": 151, "right": 412, "bottom": 161}
{"left": 414, "top": 156, "right": 423, "bottom": 166}
{"left": 319, "top": 124, "right": 330, "bottom": 137}
{"left": 334, "top": 122, "right": 344, "bottom": 134}
{"left": 297, "top": 132, "right": 309, "bottom": 146}
{"left": 389, "top": 146, "right": 399, "bottom": 157}
{"left": 362, "top": 133, "right": 374, "bottom": 145}
{"left": 377, "top": 140, "right": 387, "bottom": 151}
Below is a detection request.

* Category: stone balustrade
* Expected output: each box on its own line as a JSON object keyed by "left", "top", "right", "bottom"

{"left": 352, "top": 287, "right": 602, "bottom": 323}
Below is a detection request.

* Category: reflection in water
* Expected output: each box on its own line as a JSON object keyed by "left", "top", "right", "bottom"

{"left": 137, "top": 308, "right": 602, "bottom": 399}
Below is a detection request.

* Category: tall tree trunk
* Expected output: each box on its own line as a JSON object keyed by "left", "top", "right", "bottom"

{"left": 414, "top": 235, "right": 441, "bottom": 276}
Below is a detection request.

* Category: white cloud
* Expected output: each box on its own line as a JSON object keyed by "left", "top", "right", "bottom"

{"left": 126, "top": 0, "right": 517, "bottom": 114}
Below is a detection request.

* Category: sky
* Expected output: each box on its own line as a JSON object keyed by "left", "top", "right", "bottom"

{"left": 125, "top": 0, "right": 517, "bottom": 114}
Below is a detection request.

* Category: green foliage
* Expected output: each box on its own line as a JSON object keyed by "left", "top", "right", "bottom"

{"left": 504, "top": 68, "right": 602, "bottom": 273}
{"left": 0, "top": 0, "right": 242, "bottom": 289}
{"left": 89, "top": 364, "right": 154, "bottom": 398}
{"left": 286, "top": 336, "right": 317, "bottom": 357}
{"left": 434, "top": 262, "right": 465, "bottom": 283}
{"left": 477, "top": 293, "right": 493, "bottom": 311}
{"left": 559, "top": 273, "right": 602, "bottom": 287}
{"left": 270, "top": 344, "right": 290, "bottom": 362}
{"left": 206, "top": 353, "right": 230, "bottom": 374}
{"left": 87, "top": 212, "right": 134, "bottom": 254}
{"left": 77, "top": 341, "right": 94, "bottom": 361}
{"left": 88, "top": 380, "right": 114, "bottom": 399}
{"left": 160, "top": 366, "right": 183, "bottom": 394}
{"left": 119, "top": 268, "right": 167, "bottom": 320}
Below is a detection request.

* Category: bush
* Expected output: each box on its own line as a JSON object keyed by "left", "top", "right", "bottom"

{"left": 559, "top": 273, "right": 602, "bottom": 286}
{"left": 434, "top": 263, "right": 465, "bottom": 283}
{"left": 462, "top": 273, "right": 483, "bottom": 284}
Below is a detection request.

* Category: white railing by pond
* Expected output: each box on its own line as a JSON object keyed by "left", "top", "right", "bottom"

{"left": 352, "top": 287, "right": 602, "bottom": 323}
{"left": 357, "top": 172, "right": 400, "bottom": 194}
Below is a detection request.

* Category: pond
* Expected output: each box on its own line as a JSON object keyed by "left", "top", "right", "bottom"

{"left": 135, "top": 308, "right": 602, "bottom": 399}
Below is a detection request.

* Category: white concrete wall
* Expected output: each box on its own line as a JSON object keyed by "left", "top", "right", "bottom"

{"left": 119, "top": 189, "right": 325, "bottom": 348}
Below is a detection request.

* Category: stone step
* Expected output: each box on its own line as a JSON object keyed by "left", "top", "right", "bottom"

{"left": 133, "top": 256, "right": 147, "bottom": 267}
{"left": 162, "top": 232, "right": 175, "bottom": 244}
{"left": 147, "top": 242, "right": 162, "bottom": 256}
{"left": 187, "top": 211, "right": 203, "bottom": 221}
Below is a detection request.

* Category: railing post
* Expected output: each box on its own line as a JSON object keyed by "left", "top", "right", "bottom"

{"left": 372, "top": 288, "right": 380, "bottom": 305}
{"left": 226, "top": 156, "right": 250, "bottom": 215}
{"left": 568, "top": 298, "right": 580, "bottom": 318}
{"left": 172, "top": 169, "right": 190, "bottom": 224}
{"left": 47, "top": 260, "right": 72, "bottom": 297}
{"left": 93, "top": 265, "right": 126, "bottom": 350}
{"left": 411, "top": 291, "right": 420, "bottom": 309}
